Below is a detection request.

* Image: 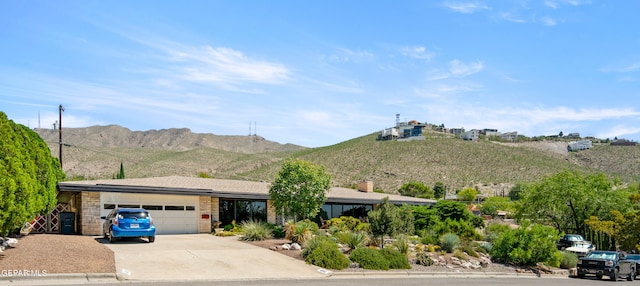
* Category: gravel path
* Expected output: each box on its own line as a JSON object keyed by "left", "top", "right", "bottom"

{"left": 0, "top": 234, "right": 115, "bottom": 274}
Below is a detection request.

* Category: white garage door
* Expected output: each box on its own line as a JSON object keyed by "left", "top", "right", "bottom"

{"left": 100, "top": 192, "right": 198, "bottom": 234}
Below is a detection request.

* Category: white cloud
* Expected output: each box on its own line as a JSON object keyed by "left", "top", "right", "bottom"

{"left": 539, "top": 16, "right": 558, "bottom": 26}
{"left": 596, "top": 125, "right": 640, "bottom": 140}
{"left": 544, "top": 1, "right": 559, "bottom": 9}
{"left": 442, "top": 1, "right": 490, "bottom": 14}
{"left": 168, "top": 46, "right": 290, "bottom": 86}
{"left": 323, "top": 48, "right": 374, "bottom": 64}
{"left": 449, "top": 60, "right": 483, "bottom": 77}
{"left": 400, "top": 46, "right": 435, "bottom": 60}
{"left": 500, "top": 12, "right": 527, "bottom": 23}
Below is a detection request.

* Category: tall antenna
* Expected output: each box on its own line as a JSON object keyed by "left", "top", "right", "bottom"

{"left": 59, "top": 105, "right": 64, "bottom": 168}
{"left": 254, "top": 121, "right": 257, "bottom": 136}
{"left": 249, "top": 121, "right": 252, "bottom": 136}
{"left": 38, "top": 112, "right": 41, "bottom": 129}
{"left": 396, "top": 113, "right": 400, "bottom": 127}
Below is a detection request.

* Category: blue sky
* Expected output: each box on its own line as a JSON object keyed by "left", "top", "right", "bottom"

{"left": 1, "top": 1, "right": 639, "bottom": 147}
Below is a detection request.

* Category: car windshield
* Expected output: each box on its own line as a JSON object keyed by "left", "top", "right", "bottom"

{"left": 586, "top": 252, "right": 617, "bottom": 260}
{"left": 568, "top": 235, "right": 583, "bottom": 241}
{"left": 118, "top": 212, "right": 148, "bottom": 219}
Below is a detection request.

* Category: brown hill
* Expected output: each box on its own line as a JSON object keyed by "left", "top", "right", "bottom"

{"left": 36, "top": 125, "right": 306, "bottom": 153}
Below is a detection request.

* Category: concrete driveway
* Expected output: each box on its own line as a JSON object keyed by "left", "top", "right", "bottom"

{"left": 102, "top": 234, "right": 328, "bottom": 281}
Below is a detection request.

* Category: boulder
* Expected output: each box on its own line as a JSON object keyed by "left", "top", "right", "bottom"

{"left": 290, "top": 243, "right": 301, "bottom": 250}
{"left": 281, "top": 243, "right": 291, "bottom": 250}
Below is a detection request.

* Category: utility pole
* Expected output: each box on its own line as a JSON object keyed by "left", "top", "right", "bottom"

{"left": 59, "top": 105, "right": 64, "bottom": 168}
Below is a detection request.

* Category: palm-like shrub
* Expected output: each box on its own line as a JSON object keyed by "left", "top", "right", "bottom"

{"left": 285, "top": 219, "right": 318, "bottom": 244}
{"left": 240, "top": 220, "right": 273, "bottom": 241}
{"left": 335, "top": 231, "right": 368, "bottom": 252}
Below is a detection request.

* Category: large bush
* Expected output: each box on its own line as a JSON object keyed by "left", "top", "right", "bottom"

{"left": 490, "top": 221, "right": 560, "bottom": 266}
{"left": 560, "top": 251, "right": 578, "bottom": 269}
{"left": 380, "top": 248, "right": 411, "bottom": 269}
{"left": 349, "top": 248, "right": 389, "bottom": 270}
{"left": 302, "top": 235, "right": 350, "bottom": 270}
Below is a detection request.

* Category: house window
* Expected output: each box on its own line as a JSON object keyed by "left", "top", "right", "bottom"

{"left": 315, "top": 203, "right": 374, "bottom": 224}
{"left": 219, "top": 199, "right": 267, "bottom": 226}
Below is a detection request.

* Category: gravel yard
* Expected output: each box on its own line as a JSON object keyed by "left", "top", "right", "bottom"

{"left": 0, "top": 234, "right": 115, "bottom": 274}
{"left": 244, "top": 238, "right": 533, "bottom": 275}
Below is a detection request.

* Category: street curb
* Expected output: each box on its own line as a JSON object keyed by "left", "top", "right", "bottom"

{"left": 329, "top": 271, "right": 570, "bottom": 279}
{"left": 0, "top": 272, "right": 117, "bottom": 283}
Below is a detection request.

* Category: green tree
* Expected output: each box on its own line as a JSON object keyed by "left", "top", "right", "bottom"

{"left": 457, "top": 187, "right": 477, "bottom": 202}
{"left": 490, "top": 221, "right": 561, "bottom": 266}
{"left": 516, "top": 170, "right": 631, "bottom": 234}
{"left": 480, "top": 196, "right": 516, "bottom": 217}
{"left": 368, "top": 197, "right": 414, "bottom": 248}
{"left": 433, "top": 182, "right": 446, "bottom": 199}
{"left": 398, "top": 181, "right": 434, "bottom": 199}
{"left": 0, "top": 112, "right": 65, "bottom": 235}
{"left": 269, "top": 159, "right": 331, "bottom": 222}
{"left": 113, "top": 161, "right": 125, "bottom": 179}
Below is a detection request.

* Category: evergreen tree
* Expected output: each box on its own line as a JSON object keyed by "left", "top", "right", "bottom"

{"left": 0, "top": 112, "right": 65, "bottom": 235}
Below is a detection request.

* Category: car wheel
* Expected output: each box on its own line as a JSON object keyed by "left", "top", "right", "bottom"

{"left": 148, "top": 236, "right": 155, "bottom": 243}
{"left": 596, "top": 273, "right": 603, "bottom": 279}
{"left": 610, "top": 268, "right": 618, "bottom": 281}
{"left": 577, "top": 272, "right": 585, "bottom": 279}
{"left": 108, "top": 231, "right": 116, "bottom": 243}
{"left": 628, "top": 269, "right": 635, "bottom": 281}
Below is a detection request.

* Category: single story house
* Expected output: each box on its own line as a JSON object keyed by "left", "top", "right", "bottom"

{"left": 51, "top": 176, "right": 436, "bottom": 236}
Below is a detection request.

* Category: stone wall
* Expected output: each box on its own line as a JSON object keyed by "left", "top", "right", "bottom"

{"left": 80, "top": 191, "right": 101, "bottom": 236}
{"left": 198, "top": 196, "right": 212, "bottom": 233}
{"left": 211, "top": 197, "right": 220, "bottom": 224}
{"left": 266, "top": 200, "right": 276, "bottom": 224}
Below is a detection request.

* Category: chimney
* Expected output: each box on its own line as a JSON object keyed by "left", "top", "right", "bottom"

{"left": 358, "top": 181, "right": 373, "bottom": 193}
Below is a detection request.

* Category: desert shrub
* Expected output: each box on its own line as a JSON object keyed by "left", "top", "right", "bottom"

{"left": 335, "top": 231, "right": 368, "bottom": 252}
{"left": 547, "top": 250, "right": 563, "bottom": 268}
{"left": 416, "top": 252, "right": 434, "bottom": 266}
{"left": 240, "top": 220, "right": 273, "bottom": 241}
{"left": 350, "top": 248, "right": 389, "bottom": 270}
{"left": 459, "top": 241, "right": 479, "bottom": 258}
{"left": 440, "top": 233, "right": 460, "bottom": 253}
{"left": 392, "top": 234, "right": 410, "bottom": 256}
{"left": 286, "top": 220, "right": 318, "bottom": 244}
{"left": 490, "top": 221, "right": 560, "bottom": 266}
{"left": 419, "top": 229, "right": 439, "bottom": 245}
{"left": 303, "top": 236, "right": 349, "bottom": 270}
{"left": 380, "top": 248, "right": 411, "bottom": 269}
{"left": 484, "top": 222, "right": 511, "bottom": 243}
{"left": 453, "top": 249, "right": 467, "bottom": 260}
{"left": 301, "top": 235, "right": 328, "bottom": 258}
{"left": 426, "top": 244, "right": 439, "bottom": 252}
{"left": 560, "top": 251, "right": 578, "bottom": 269}
{"left": 270, "top": 224, "right": 285, "bottom": 239}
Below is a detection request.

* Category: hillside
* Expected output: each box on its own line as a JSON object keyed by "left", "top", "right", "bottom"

{"left": 36, "top": 125, "right": 306, "bottom": 153}
{"left": 36, "top": 126, "right": 640, "bottom": 195}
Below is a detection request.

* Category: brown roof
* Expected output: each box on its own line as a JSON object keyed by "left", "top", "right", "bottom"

{"left": 58, "top": 176, "right": 435, "bottom": 205}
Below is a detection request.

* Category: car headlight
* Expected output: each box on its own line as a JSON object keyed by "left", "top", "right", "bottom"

{"left": 577, "top": 259, "right": 582, "bottom": 264}
{"left": 606, "top": 260, "right": 614, "bottom": 267}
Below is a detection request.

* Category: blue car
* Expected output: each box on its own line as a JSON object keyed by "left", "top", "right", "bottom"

{"left": 102, "top": 208, "right": 155, "bottom": 243}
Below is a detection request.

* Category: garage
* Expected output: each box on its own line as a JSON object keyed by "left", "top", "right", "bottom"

{"left": 100, "top": 192, "right": 199, "bottom": 235}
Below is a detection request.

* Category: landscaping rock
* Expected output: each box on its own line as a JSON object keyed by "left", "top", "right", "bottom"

{"left": 290, "top": 243, "right": 301, "bottom": 250}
